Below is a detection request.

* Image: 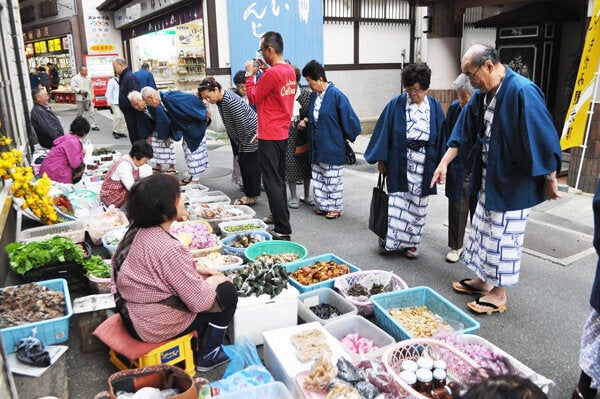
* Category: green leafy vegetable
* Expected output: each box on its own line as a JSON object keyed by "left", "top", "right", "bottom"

{"left": 6, "top": 236, "right": 85, "bottom": 275}
{"left": 83, "top": 255, "right": 111, "bottom": 278}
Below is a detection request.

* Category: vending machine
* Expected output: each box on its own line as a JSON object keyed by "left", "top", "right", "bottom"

{"left": 84, "top": 53, "right": 118, "bottom": 108}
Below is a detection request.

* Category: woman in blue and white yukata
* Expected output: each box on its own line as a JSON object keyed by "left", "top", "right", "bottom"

{"left": 365, "top": 62, "right": 445, "bottom": 258}
{"left": 302, "top": 60, "right": 361, "bottom": 219}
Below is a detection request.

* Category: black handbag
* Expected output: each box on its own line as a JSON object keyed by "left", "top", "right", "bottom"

{"left": 345, "top": 141, "right": 356, "bottom": 165}
{"left": 369, "top": 173, "right": 389, "bottom": 239}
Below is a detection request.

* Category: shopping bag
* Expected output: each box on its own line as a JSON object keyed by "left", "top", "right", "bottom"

{"left": 345, "top": 141, "right": 356, "bottom": 165}
{"left": 369, "top": 173, "right": 388, "bottom": 239}
{"left": 83, "top": 139, "right": 94, "bottom": 165}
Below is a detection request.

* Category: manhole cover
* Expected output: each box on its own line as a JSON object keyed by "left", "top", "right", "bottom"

{"left": 524, "top": 220, "right": 592, "bottom": 259}
{"left": 201, "top": 167, "right": 231, "bottom": 179}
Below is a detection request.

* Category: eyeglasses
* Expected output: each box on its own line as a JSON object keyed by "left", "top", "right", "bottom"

{"left": 465, "top": 64, "right": 483, "bottom": 80}
{"left": 404, "top": 87, "right": 425, "bottom": 94}
{"left": 258, "top": 46, "right": 269, "bottom": 54}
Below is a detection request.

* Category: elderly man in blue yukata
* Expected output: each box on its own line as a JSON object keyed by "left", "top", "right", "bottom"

{"left": 141, "top": 86, "right": 209, "bottom": 186}
{"left": 134, "top": 63, "right": 157, "bottom": 90}
{"left": 431, "top": 44, "right": 562, "bottom": 315}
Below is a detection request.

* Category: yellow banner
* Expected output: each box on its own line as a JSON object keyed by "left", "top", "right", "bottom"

{"left": 561, "top": 0, "right": 600, "bottom": 150}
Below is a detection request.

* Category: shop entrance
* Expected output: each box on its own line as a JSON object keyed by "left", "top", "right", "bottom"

{"left": 129, "top": 20, "right": 206, "bottom": 92}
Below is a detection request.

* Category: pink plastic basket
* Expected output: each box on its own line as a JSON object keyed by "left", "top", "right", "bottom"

{"left": 381, "top": 338, "right": 480, "bottom": 398}
{"left": 333, "top": 270, "right": 408, "bottom": 317}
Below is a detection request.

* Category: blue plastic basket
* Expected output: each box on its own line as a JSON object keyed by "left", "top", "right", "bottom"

{"left": 220, "top": 231, "right": 272, "bottom": 260}
{"left": 371, "top": 286, "right": 480, "bottom": 341}
{"left": 284, "top": 253, "right": 361, "bottom": 293}
{"left": 0, "top": 278, "right": 73, "bottom": 354}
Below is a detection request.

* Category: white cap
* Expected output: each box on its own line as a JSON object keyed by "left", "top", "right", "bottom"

{"left": 401, "top": 359, "right": 419, "bottom": 372}
{"left": 433, "top": 359, "right": 447, "bottom": 370}
{"left": 399, "top": 370, "right": 417, "bottom": 385}
{"left": 416, "top": 368, "right": 433, "bottom": 383}
{"left": 417, "top": 356, "right": 434, "bottom": 370}
{"left": 433, "top": 368, "right": 447, "bottom": 380}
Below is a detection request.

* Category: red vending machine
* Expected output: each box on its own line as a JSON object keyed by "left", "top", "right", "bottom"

{"left": 84, "top": 53, "right": 118, "bottom": 108}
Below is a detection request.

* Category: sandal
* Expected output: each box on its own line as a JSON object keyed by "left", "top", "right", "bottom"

{"left": 234, "top": 196, "right": 257, "bottom": 206}
{"left": 314, "top": 209, "right": 326, "bottom": 216}
{"left": 325, "top": 211, "right": 343, "bottom": 219}
{"left": 288, "top": 199, "right": 299, "bottom": 209}
{"left": 300, "top": 197, "right": 315, "bottom": 206}
{"left": 262, "top": 215, "right": 274, "bottom": 224}
{"left": 179, "top": 178, "right": 192, "bottom": 186}
{"left": 166, "top": 168, "right": 178, "bottom": 175}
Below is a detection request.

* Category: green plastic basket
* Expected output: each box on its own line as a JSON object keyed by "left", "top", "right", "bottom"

{"left": 244, "top": 240, "right": 307, "bottom": 263}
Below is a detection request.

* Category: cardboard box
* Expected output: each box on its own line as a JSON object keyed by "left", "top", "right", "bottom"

{"left": 230, "top": 285, "right": 300, "bottom": 345}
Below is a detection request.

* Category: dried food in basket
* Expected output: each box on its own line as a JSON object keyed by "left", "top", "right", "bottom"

{"left": 290, "top": 329, "right": 331, "bottom": 363}
{"left": 252, "top": 252, "right": 300, "bottom": 265}
{"left": 195, "top": 253, "right": 242, "bottom": 269}
{"left": 303, "top": 354, "right": 338, "bottom": 392}
{"left": 226, "top": 233, "right": 267, "bottom": 248}
{"left": 336, "top": 271, "right": 401, "bottom": 303}
{"left": 388, "top": 306, "right": 453, "bottom": 338}
{"left": 291, "top": 261, "right": 350, "bottom": 286}
{"left": 0, "top": 283, "right": 66, "bottom": 328}
{"left": 193, "top": 204, "right": 246, "bottom": 219}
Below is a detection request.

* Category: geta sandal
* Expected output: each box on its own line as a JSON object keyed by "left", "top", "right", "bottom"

{"left": 314, "top": 209, "right": 326, "bottom": 216}
{"left": 166, "top": 168, "right": 178, "bottom": 175}
{"left": 452, "top": 279, "right": 491, "bottom": 295}
{"left": 325, "top": 211, "right": 343, "bottom": 219}
{"left": 234, "top": 196, "right": 256, "bottom": 206}
{"left": 467, "top": 297, "right": 507, "bottom": 315}
{"left": 179, "top": 178, "right": 192, "bottom": 186}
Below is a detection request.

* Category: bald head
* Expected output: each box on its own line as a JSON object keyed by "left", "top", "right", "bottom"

{"left": 141, "top": 86, "right": 161, "bottom": 107}
{"left": 461, "top": 44, "right": 504, "bottom": 94}
{"left": 112, "top": 57, "right": 128, "bottom": 76}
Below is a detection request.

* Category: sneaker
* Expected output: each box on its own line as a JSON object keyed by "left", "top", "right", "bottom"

{"left": 446, "top": 248, "right": 464, "bottom": 263}
{"left": 404, "top": 247, "right": 419, "bottom": 259}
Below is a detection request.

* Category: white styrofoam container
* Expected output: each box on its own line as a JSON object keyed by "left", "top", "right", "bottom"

{"left": 262, "top": 322, "right": 352, "bottom": 398}
{"left": 324, "top": 315, "right": 396, "bottom": 362}
{"left": 216, "top": 382, "right": 293, "bottom": 399}
{"left": 297, "top": 287, "right": 358, "bottom": 326}
{"left": 187, "top": 190, "right": 231, "bottom": 204}
{"left": 230, "top": 285, "right": 300, "bottom": 345}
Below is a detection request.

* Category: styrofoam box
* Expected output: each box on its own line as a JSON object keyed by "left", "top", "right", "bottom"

{"left": 230, "top": 285, "right": 300, "bottom": 345}
{"left": 187, "top": 190, "right": 231, "bottom": 204}
{"left": 297, "top": 287, "right": 358, "bottom": 326}
{"left": 218, "top": 218, "right": 269, "bottom": 237}
{"left": 217, "top": 382, "right": 293, "bottom": 399}
{"left": 262, "top": 322, "right": 352, "bottom": 398}
{"left": 324, "top": 315, "right": 396, "bottom": 362}
{"left": 0, "top": 279, "right": 73, "bottom": 354}
{"left": 18, "top": 220, "right": 87, "bottom": 243}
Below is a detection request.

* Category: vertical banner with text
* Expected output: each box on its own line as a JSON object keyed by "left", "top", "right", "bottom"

{"left": 227, "top": 0, "right": 323, "bottom": 84}
{"left": 561, "top": 0, "right": 600, "bottom": 150}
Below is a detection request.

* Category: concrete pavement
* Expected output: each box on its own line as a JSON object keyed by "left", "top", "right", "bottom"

{"left": 20, "top": 104, "right": 597, "bottom": 398}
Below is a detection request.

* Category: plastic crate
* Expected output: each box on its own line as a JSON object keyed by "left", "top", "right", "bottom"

{"left": 297, "top": 287, "right": 358, "bottom": 325}
{"left": 217, "top": 382, "right": 293, "bottom": 399}
{"left": 381, "top": 338, "right": 481, "bottom": 399}
{"left": 244, "top": 241, "right": 308, "bottom": 264}
{"left": 220, "top": 231, "right": 272, "bottom": 259}
{"left": 22, "top": 241, "right": 91, "bottom": 292}
{"left": 371, "top": 286, "right": 480, "bottom": 341}
{"left": 284, "top": 254, "right": 361, "bottom": 293}
{"left": 18, "top": 219, "right": 87, "bottom": 243}
{"left": 324, "top": 315, "right": 396, "bottom": 362}
{"left": 86, "top": 210, "right": 129, "bottom": 245}
{"left": 192, "top": 205, "right": 256, "bottom": 232}
{"left": 334, "top": 270, "right": 409, "bottom": 317}
{"left": 0, "top": 279, "right": 73, "bottom": 354}
{"left": 218, "top": 218, "right": 268, "bottom": 237}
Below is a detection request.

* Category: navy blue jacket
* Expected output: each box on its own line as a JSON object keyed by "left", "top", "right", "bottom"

{"left": 592, "top": 182, "right": 600, "bottom": 312}
{"left": 134, "top": 68, "right": 157, "bottom": 90}
{"left": 159, "top": 91, "right": 208, "bottom": 153}
{"left": 364, "top": 93, "right": 445, "bottom": 196}
{"left": 443, "top": 100, "right": 470, "bottom": 202}
{"left": 118, "top": 67, "right": 140, "bottom": 115}
{"left": 448, "top": 67, "right": 562, "bottom": 211}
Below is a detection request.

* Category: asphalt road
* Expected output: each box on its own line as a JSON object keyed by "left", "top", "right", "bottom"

{"left": 18, "top": 104, "right": 597, "bottom": 398}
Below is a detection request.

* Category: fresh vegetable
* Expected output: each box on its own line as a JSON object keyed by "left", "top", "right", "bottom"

{"left": 222, "top": 224, "right": 262, "bottom": 233}
{"left": 309, "top": 303, "right": 341, "bottom": 319}
{"left": 53, "top": 194, "right": 75, "bottom": 216}
{"left": 92, "top": 147, "right": 116, "bottom": 156}
{"left": 6, "top": 237, "right": 85, "bottom": 274}
{"left": 83, "top": 255, "right": 111, "bottom": 278}
{"left": 225, "top": 261, "right": 289, "bottom": 298}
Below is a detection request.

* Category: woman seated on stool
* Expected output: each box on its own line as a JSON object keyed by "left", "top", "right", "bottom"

{"left": 39, "top": 116, "right": 90, "bottom": 184}
{"left": 111, "top": 173, "right": 238, "bottom": 371}
{"left": 100, "top": 140, "right": 153, "bottom": 209}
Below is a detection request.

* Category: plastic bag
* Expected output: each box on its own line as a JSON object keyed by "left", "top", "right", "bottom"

{"left": 221, "top": 335, "right": 264, "bottom": 378}
{"left": 83, "top": 139, "right": 94, "bottom": 165}
{"left": 210, "top": 365, "right": 273, "bottom": 394}
{"left": 16, "top": 335, "right": 50, "bottom": 367}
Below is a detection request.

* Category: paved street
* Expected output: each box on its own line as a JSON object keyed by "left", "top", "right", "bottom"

{"left": 23, "top": 104, "right": 597, "bottom": 398}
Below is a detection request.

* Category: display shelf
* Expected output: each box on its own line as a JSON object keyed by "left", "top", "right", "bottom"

{"left": 178, "top": 57, "right": 205, "bottom": 75}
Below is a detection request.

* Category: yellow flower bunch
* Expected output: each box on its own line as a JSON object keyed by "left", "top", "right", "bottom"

{"left": 0, "top": 136, "right": 58, "bottom": 224}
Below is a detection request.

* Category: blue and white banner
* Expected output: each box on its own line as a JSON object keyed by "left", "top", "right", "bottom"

{"left": 227, "top": 0, "right": 323, "bottom": 83}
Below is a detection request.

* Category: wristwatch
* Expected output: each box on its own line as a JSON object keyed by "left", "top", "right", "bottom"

{"left": 544, "top": 173, "right": 557, "bottom": 181}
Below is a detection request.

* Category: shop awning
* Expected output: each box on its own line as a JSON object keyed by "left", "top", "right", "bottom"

{"left": 96, "top": 0, "right": 132, "bottom": 12}
{"left": 472, "top": 1, "right": 581, "bottom": 27}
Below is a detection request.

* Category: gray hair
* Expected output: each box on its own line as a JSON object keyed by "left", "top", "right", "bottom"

{"left": 140, "top": 86, "right": 157, "bottom": 99}
{"left": 127, "top": 90, "right": 143, "bottom": 102}
{"left": 113, "top": 57, "right": 127, "bottom": 67}
{"left": 470, "top": 44, "right": 500, "bottom": 67}
{"left": 452, "top": 73, "right": 475, "bottom": 93}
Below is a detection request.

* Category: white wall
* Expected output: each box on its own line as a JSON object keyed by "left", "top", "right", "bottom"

{"left": 323, "top": 22, "right": 354, "bottom": 64}
{"left": 462, "top": 27, "right": 497, "bottom": 52}
{"left": 427, "top": 37, "right": 461, "bottom": 89}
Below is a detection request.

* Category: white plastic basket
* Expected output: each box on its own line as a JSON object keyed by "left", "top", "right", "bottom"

{"left": 19, "top": 220, "right": 87, "bottom": 244}
{"left": 86, "top": 210, "right": 129, "bottom": 245}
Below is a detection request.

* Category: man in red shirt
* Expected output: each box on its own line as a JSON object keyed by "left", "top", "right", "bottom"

{"left": 245, "top": 31, "right": 296, "bottom": 240}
